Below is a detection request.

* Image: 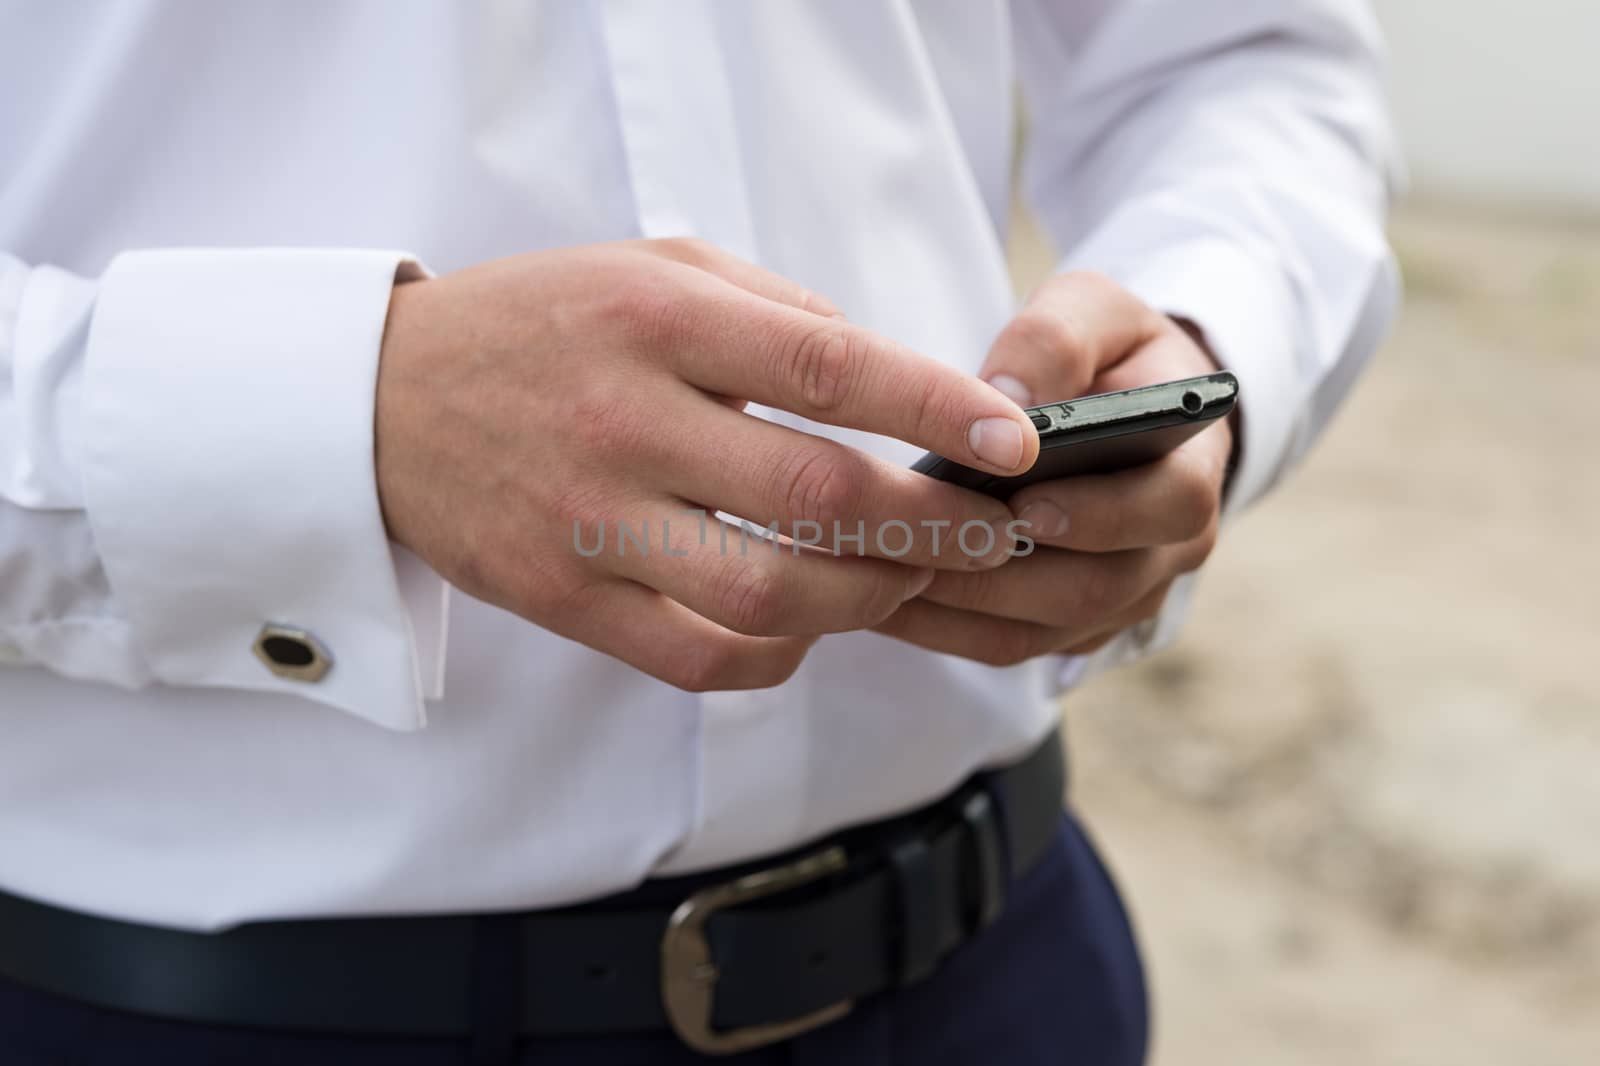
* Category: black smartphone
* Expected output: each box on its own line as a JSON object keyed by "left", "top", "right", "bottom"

{"left": 912, "top": 371, "right": 1238, "bottom": 498}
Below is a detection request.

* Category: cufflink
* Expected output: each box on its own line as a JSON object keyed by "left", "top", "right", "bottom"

{"left": 252, "top": 624, "right": 333, "bottom": 682}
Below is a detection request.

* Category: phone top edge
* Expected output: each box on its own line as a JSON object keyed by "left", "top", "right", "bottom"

{"left": 1023, "top": 371, "right": 1236, "bottom": 437}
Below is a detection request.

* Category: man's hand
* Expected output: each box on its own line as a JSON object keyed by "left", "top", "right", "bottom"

{"left": 874, "top": 272, "right": 1233, "bottom": 665}
{"left": 374, "top": 239, "right": 1037, "bottom": 691}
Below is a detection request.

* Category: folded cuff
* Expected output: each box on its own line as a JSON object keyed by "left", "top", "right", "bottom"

{"left": 81, "top": 248, "right": 447, "bottom": 730}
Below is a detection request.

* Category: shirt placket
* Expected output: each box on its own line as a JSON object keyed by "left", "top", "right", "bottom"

{"left": 596, "top": 0, "right": 811, "bottom": 868}
{"left": 596, "top": 0, "right": 759, "bottom": 259}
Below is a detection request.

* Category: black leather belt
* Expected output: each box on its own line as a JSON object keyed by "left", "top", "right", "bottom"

{"left": 0, "top": 728, "right": 1064, "bottom": 1055}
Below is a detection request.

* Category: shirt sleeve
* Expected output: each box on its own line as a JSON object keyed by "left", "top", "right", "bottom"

{"left": 0, "top": 248, "right": 449, "bottom": 731}
{"left": 1013, "top": 0, "right": 1402, "bottom": 688}
{"left": 1013, "top": 0, "right": 1402, "bottom": 515}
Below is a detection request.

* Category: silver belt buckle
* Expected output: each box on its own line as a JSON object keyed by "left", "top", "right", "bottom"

{"left": 660, "top": 845, "right": 852, "bottom": 1055}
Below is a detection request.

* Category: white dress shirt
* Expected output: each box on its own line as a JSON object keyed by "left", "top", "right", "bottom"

{"left": 0, "top": 0, "right": 1398, "bottom": 931}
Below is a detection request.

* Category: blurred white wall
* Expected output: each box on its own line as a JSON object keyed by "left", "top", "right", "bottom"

{"left": 1375, "top": 0, "right": 1600, "bottom": 213}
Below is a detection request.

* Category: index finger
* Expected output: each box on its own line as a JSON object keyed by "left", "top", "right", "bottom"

{"left": 652, "top": 272, "right": 1039, "bottom": 477}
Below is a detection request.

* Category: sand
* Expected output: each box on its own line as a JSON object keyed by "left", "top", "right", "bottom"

{"left": 1009, "top": 200, "right": 1600, "bottom": 1062}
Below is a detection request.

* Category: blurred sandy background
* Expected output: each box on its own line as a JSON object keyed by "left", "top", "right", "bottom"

{"left": 1004, "top": 3, "right": 1599, "bottom": 1059}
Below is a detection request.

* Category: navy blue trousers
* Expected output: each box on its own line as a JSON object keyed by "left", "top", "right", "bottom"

{"left": 0, "top": 812, "right": 1147, "bottom": 1066}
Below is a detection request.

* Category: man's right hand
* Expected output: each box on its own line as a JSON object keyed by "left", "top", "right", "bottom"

{"left": 374, "top": 239, "right": 1037, "bottom": 691}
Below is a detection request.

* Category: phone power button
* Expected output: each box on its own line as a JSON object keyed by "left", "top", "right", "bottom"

{"left": 1029, "top": 414, "right": 1051, "bottom": 431}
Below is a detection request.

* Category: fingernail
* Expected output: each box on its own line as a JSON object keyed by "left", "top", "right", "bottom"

{"left": 969, "top": 417, "right": 1025, "bottom": 470}
{"left": 987, "top": 374, "right": 1033, "bottom": 408}
{"left": 1020, "top": 500, "right": 1069, "bottom": 539}
{"left": 904, "top": 568, "right": 936, "bottom": 601}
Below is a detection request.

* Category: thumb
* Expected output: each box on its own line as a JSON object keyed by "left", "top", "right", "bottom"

{"left": 980, "top": 272, "right": 1162, "bottom": 408}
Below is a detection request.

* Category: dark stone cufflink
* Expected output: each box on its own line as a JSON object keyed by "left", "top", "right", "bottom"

{"left": 252, "top": 623, "right": 333, "bottom": 683}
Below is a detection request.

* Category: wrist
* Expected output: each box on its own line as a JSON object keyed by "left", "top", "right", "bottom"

{"left": 374, "top": 276, "right": 435, "bottom": 556}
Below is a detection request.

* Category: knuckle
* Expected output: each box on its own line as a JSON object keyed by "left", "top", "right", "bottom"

{"left": 656, "top": 236, "right": 720, "bottom": 272}
{"left": 492, "top": 551, "right": 588, "bottom": 629}
{"left": 777, "top": 446, "right": 866, "bottom": 527}
{"left": 670, "top": 635, "right": 809, "bottom": 692}
{"left": 947, "top": 567, "right": 995, "bottom": 612}
{"left": 1059, "top": 269, "right": 1118, "bottom": 301}
{"left": 1093, "top": 503, "right": 1133, "bottom": 552}
{"left": 1174, "top": 457, "right": 1223, "bottom": 538}
{"left": 655, "top": 236, "right": 715, "bottom": 265}
{"left": 570, "top": 389, "right": 651, "bottom": 457}
{"left": 1077, "top": 557, "right": 1134, "bottom": 620}
{"left": 781, "top": 324, "right": 860, "bottom": 412}
{"left": 1091, "top": 363, "right": 1143, "bottom": 395}
{"left": 1059, "top": 270, "right": 1146, "bottom": 316}
{"left": 748, "top": 641, "right": 809, "bottom": 689}
{"left": 907, "top": 363, "right": 965, "bottom": 444}
{"left": 529, "top": 568, "right": 594, "bottom": 621}
{"left": 607, "top": 270, "right": 692, "bottom": 345}
{"left": 543, "top": 468, "right": 618, "bottom": 528}
{"left": 1067, "top": 633, "right": 1115, "bottom": 656}
{"left": 1181, "top": 521, "right": 1219, "bottom": 572}
{"left": 795, "top": 287, "right": 835, "bottom": 317}
{"left": 716, "top": 560, "right": 786, "bottom": 635}
{"left": 668, "top": 639, "right": 740, "bottom": 692}
{"left": 544, "top": 480, "right": 604, "bottom": 528}
{"left": 853, "top": 567, "right": 911, "bottom": 628}
{"left": 979, "top": 624, "right": 1041, "bottom": 668}
{"left": 1136, "top": 590, "right": 1168, "bottom": 621}
{"left": 1006, "top": 306, "right": 1084, "bottom": 360}
{"left": 1037, "top": 596, "right": 1080, "bottom": 630}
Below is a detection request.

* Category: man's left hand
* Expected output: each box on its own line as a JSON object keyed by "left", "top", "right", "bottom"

{"left": 873, "top": 272, "right": 1233, "bottom": 664}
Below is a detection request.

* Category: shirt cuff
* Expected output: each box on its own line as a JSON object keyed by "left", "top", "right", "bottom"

{"left": 1057, "top": 211, "right": 1303, "bottom": 518}
{"left": 80, "top": 248, "right": 448, "bottom": 730}
{"left": 1055, "top": 570, "right": 1202, "bottom": 695}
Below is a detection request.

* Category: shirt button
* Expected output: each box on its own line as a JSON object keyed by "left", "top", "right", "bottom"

{"left": 252, "top": 624, "right": 333, "bottom": 682}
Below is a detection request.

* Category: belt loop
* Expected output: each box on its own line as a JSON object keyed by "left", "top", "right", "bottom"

{"left": 888, "top": 837, "right": 941, "bottom": 986}
{"left": 470, "top": 915, "right": 521, "bottom": 1066}
{"left": 959, "top": 789, "right": 1007, "bottom": 931}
